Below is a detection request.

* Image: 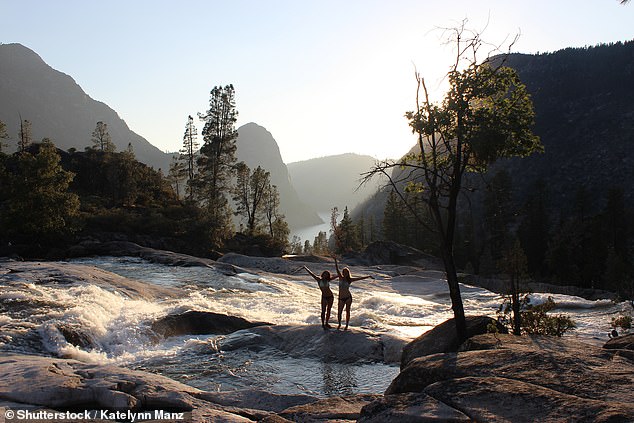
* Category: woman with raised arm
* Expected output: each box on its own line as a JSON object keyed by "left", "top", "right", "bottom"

{"left": 303, "top": 265, "right": 338, "bottom": 329}
{"left": 334, "top": 257, "right": 371, "bottom": 330}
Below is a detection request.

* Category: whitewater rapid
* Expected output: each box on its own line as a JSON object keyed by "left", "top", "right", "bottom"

{"left": 0, "top": 256, "right": 630, "bottom": 397}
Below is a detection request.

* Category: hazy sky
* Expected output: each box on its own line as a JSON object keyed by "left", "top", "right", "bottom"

{"left": 1, "top": 1, "right": 633, "bottom": 163}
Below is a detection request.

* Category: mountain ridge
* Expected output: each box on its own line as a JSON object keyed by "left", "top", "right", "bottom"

{"left": 0, "top": 43, "right": 172, "bottom": 171}
{"left": 287, "top": 153, "right": 380, "bottom": 214}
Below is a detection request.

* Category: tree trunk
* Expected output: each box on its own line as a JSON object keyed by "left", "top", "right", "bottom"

{"left": 441, "top": 248, "right": 467, "bottom": 342}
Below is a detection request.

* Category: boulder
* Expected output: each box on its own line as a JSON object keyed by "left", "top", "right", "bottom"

{"left": 358, "top": 392, "right": 471, "bottom": 422}
{"left": 0, "top": 355, "right": 199, "bottom": 411}
{"left": 0, "top": 354, "right": 264, "bottom": 422}
{"left": 56, "top": 324, "right": 96, "bottom": 349}
{"left": 220, "top": 324, "right": 407, "bottom": 364}
{"left": 278, "top": 394, "right": 380, "bottom": 422}
{"left": 151, "top": 310, "right": 270, "bottom": 338}
{"left": 362, "top": 334, "right": 634, "bottom": 422}
{"left": 400, "top": 315, "right": 507, "bottom": 369}
{"left": 603, "top": 333, "right": 634, "bottom": 351}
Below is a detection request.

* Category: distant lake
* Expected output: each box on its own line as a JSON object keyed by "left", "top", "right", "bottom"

{"left": 292, "top": 211, "right": 332, "bottom": 244}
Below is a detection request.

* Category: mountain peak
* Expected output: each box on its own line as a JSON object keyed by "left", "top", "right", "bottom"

{"left": 0, "top": 43, "right": 171, "bottom": 170}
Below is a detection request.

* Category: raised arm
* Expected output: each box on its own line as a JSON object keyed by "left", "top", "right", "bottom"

{"left": 303, "top": 266, "right": 321, "bottom": 282}
{"left": 334, "top": 257, "right": 343, "bottom": 278}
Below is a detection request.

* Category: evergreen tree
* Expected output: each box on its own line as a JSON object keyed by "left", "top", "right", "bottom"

{"left": 232, "top": 163, "right": 270, "bottom": 235}
{"left": 1, "top": 139, "right": 80, "bottom": 241}
{"left": 196, "top": 84, "right": 238, "bottom": 249}
{"left": 313, "top": 231, "right": 328, "bottom": 255}
{"left": 179, "top": 115, "right": 199, "bottom": 200}
{"left": 335, "top": 206, "right": 360, "bottom": 253}
{"left": 264, "top": 183, "right": 281, "bottom": 237}
{"left": 91, "top": 121, "right": 116, "bottom": 152}
{"left": 0, "top": 120, "right": 8, "bottom": 152}
{"left": 519, "top": 179, "right": 550, "bottom": 276}
{"left": 383, "top": 190, "right": 407, "bottom": 243}
{"left": 483, "top": 170, "right": 515, "bottom": 262}
{"left": 605, "top": 188, "right": 627, "bottom": 258}
{"left": 167, "top": 155, "right": 185, "bottom": 200}
{"left": 18, "top": 118, "right": 32, "bottom": 153}
{"left": 497, "top": 239, "right": 528, "bottom": 335}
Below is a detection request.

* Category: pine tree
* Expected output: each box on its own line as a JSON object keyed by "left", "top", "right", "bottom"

{"left": 179, "top": 115, "right": 199, "bottom": 200}
{"left": 483, "top": 170, "right": 514, "bottom": 262}
{"left": 264, "top": 183, "right": 281, "bottom": 237}
{"left": 313, "top": 231, "right": 328, "bottom": 255}
{"left": 18, "top": 119, "right": 32, "bottom": 153}
{"left": 1, "top": 139, "right": 80, "bottom": 241}
{"left": 336, "top": 206, "right": 360, "bottom": 253}
{"left": 232, "top": 163, "right": 271, "bottom": 235}
{"left": 196, "top": 84, "right": 239, "bottom": 249}
{"left": 167, "top": 155, "right": 185, "bottom": 200}
{"left": 0, "top": 120, "right": 8, "bottom": 152}
{"left": 91, "top": 121, "right": 116, "bottom": 152}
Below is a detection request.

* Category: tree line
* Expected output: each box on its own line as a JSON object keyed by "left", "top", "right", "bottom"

{"left": 0, "top": 85, "right": 291, "bottom": 257}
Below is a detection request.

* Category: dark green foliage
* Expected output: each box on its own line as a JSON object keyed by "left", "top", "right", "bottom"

{"left": 483, "top": 170, "right": 514, "bottom": 262}
{"left": 333, "top": 206, "right": 360, "bottom": 254}
{"left": 312, "top": 231, "right": 328, "bottom": 255}
{"left": 497, "top": 295, "right": 576, "bottom": 337}
{"left": 179, "top": 115, "right": 199, "bottom": 200}
{"left": 232, "top": 163, "right": 271, "bottom": 235}
{"left": 611, "top": 314, "right": 632, "bottom": 330}
{"left": 520, "top": 297, "right": 576, "bottom": 337}
{"left": 497, "top": 240, "right": 529, "bottom": 335}
{"left": 0, "top": 140, "right": 80, "bottom": 244}
{"left": 366, "top": 26, "right": 542, "bottom": 341}
{"left": 195, "top": 84, "right": 239, "bottom": 250}
{"left": 518, "top": 179, "right": 550, "bottom": 276}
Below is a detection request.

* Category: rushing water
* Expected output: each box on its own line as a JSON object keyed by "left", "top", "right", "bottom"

{"left": 0, "top": 256, "right": 630, "bottom": 397}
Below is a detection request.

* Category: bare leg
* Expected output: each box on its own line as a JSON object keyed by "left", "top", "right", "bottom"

{"left": 325, "top": 297, "right": 333, "bottom": 328}
{"left": 344, "top": 300, "right": 352, "bottom": 330}
{"left": 337, "top": 300, "right": 344, "bottom": 329}
{"left": 321, "top": 298, "right": 327, "bottom": 327}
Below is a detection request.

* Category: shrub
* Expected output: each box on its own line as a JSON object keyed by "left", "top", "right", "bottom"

{"left": 611, "top": 314, "right": 632, "bottom": 330}
{"left": 497, "top": 295, "right": 576, "bottom": 337}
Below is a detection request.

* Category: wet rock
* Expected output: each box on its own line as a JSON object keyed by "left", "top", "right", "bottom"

{"left": 151, "top": 310, "right": 270, "bottom": 338}
{"left": 400, "top": 315, "right": 507, "bottom": 369}
{"left": 0, "top": 355, "right": 197, "bottom": 411}
{"left": 1, "top": 261, "right": 182, "bottom": 301}
{"left": 56, "top": 325, "right": 96, "bottom": 349}
{"left": 221, "top": 324, "right": 406, "bottom": 364}
{"left": 0, "top": 354, "right": 256, "bottom": 421}
{"left": 603, "top": 333, "right": 634, "bottom": 351}
{"left": 197, "top": 388, "right": 318, "bottom": 413}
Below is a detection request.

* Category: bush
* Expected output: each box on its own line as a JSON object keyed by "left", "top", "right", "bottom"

{"left": 611, "top": 314, "right": 632, "bottom": 330}
{"left": 497, "top": 295, "right": 576, "bottom": 337}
